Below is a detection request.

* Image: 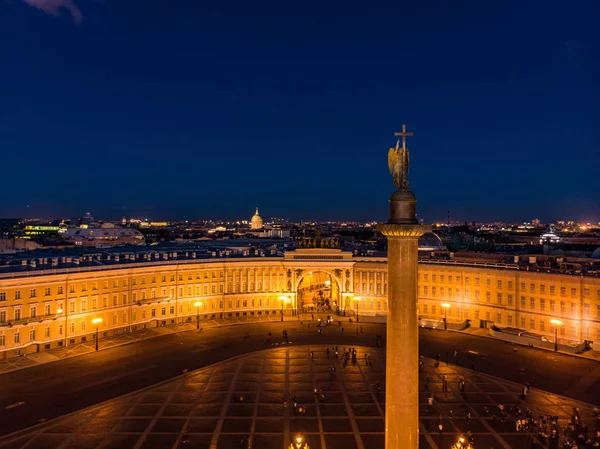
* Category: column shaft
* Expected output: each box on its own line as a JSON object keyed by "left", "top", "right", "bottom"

{"left": 386, "top": 235, "right": 420, "bottom": 449}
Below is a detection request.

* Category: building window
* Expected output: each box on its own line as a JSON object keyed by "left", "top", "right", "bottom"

{"left": 540, "top": 284, "right": 545, "bottom": 293}
{"left": 507, "top": 315, "right": 513, "bottom": 326}
{"left": 81, "top": 321, "right": 86, "bottom": 331}
{"left": 497, "top": 280, "right": 502, "bottom": 289}
{"left": 486, "top": 278, "right": 491, "bottom": 287}
{"left": 30, "top": 306, "right": 37, "bottom": 318}
{"left": 507, "top": 294, "right": 513, "bottom": 306}
{"left": 169, "top": 305, "right": 174, "bottom": 314}
{"left": 69, "top": 302, "right": 75, "bottom": 313}
{"left": 30, "top": 289, "right": 36, "bottom": 298}
{"left": 58, "top": 286, "right": 63, "bottom": 295}
{"left": 0, "top": 335, "right": 5, "bottom": 346}
{"left": 0, "top": 292, "right": 6, "bottom": 302}
{"left": 496, "top": 314, "right": 502, "bottom": 323}
{"left": 550, "top": 300, "right": 555, "bottom": 313}
{"left": 15, "top": 290, "right": 21, "bottom": 300}
{"left": 529, "top": 298, "right": 535, "bottom": 309}
{"left": 560, "top": 287, "right": 566, "bottom": 297}
{"left": 151, "top": 309, "right": 156, "bottom": 317}
{"left": 496, "top": 293, "right": 502, "bottom": 305}
{"left": 540, "top": 298, "right": 545, "bottom": 311}
{"left": 520, "top": 317, "right": 526, "bottom": 328}
{"left": 560, "top": 301, "right": 566, "bottom": 315}
{"left": 44, "top": 326, "right": 50, "bottom": 338}
{"left": 92, "top": 298, "right": 97, "bottom": 309}
{"left": 59, "top": 324, "right": 63, "bottom": 335}
{"left": 161, "top": 307, "right": 166, "bottom": 316}
{"left": 30, "top": 329, "right": 36, "bottom": 340}
{"left": 520, "top": 297, "right": 526, "bottom": 309}
{"left": 529, "top": 284, "right": 535, "bottom": 293}
{"left": 520, "top": 283, "right": 526, "bottom": 291}
{"left": 14, "top": 332, "right": 20, "bottom": 344}
{"left": 70, "top": 322, "right": 75, "bottom": 333}
{"left": 0, "top": 311, "right": 6, "bottom": 323}
{"left": 45, "top": 288, "right": 51, "bottom": 296}
{"left": 571, "top": 288, "right": 577, "bottom": 298}
{"left": 69, "top": 285, "right": 75, "bottom": 294}
{"left": 571, "top": 303, "right": 576, "bottom": 315}
{"left": 44, "top": 304, "right": 51, "bottom": 315}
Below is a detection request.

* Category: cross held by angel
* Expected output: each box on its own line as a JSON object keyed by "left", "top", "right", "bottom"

{"left": 388, "top": 124, "right": 413, "bottom": 189}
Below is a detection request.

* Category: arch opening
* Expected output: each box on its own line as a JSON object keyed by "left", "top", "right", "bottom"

{"left": 295, "top": 270, "right": 342, "bottom": 314}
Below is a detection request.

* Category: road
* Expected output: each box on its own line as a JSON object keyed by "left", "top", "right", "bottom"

{"left": 1, "top": 321, "right": 599, "bottom": 437}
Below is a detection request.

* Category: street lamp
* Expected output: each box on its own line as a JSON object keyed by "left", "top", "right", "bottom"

{"left": 353, "top": 296, "right": 362, "bottom": 322}
{"left": 441, "top": 303, "right": 450, "bottom": 330}
{"left": 289, "top": 434, "right": 309, "bottom": 449}
{"left": 92, "top": 317, "right": 103, "bottom": 351}
{"left": 279, "top": 296, "right": 290, "bottom": 322}
{"left": 452, "top": 435, "right": 472, "bottom": 449}
{"left": 194, "top": 301, "right": 202, "bottom": 329}
{"left": 551, "top": 319, "right": 563, "bottom": 352}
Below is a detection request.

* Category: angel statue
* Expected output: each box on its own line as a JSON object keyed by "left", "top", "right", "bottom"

{"left": 388, "top": 138, "right": 410, "bottom": 189}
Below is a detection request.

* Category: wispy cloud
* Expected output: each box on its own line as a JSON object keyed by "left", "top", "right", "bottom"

{"left": 22, "top": 0, "right": 82, "bottom": 24}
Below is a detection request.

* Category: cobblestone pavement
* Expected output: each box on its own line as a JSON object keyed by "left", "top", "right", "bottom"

{"left": 1, "top": 346, "right": 597, "bottom": 449}
{"left": 2, "top": 313, "right": 598, "bottom": 377}
{"left": 0, "top": 316, "right": 283, "bottom": 375}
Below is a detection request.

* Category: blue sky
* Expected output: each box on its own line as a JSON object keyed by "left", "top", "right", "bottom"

{"left": 1, "top": 0, "right": 598, "bottom": 222}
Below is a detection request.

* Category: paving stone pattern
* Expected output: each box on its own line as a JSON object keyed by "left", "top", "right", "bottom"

{"left": 0, "top": 346, "right": 597, "bottom": 449}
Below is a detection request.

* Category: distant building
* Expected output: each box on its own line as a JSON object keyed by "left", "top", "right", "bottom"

{"left": 62, "top": 222, "right": 144, "bottom": 247}
{"left": 250, "top": 207, "right": 263, "bottom": 230}
{"left": 540, "top": 228, "right": 560, "bottom": 245}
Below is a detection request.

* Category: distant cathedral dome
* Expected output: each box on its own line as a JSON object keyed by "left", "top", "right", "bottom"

{"left": 418, "top": 232, "right": 446, "bottom": 251}
{"left": 251, "top": 207, "right": 263, "bottom": 230}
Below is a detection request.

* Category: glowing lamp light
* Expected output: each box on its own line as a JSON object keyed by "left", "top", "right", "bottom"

{"left": 289, "top": 434, "right": 309, "bottom": 449}
{"left": 194, "top": 301, "right": 202, "bottom": 308}
{"left": 550, "top": 319, "right": 563, "bottom": 326}
{"left": 441, "top": 303, "right": 451, "bottom": 309}
{"left": 91, "top": 317, "right": 103, "bottom": 325}
{"left": 56, "top": 308, "right": 63, "bottom": 314}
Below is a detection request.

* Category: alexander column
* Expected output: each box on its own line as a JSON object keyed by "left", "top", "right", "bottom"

{"left": 377, "top": 125, "right": 431, "bottom": 449}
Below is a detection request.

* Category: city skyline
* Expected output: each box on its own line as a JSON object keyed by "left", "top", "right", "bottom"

{"left": 1, "top": 1, "right": 598, "bottom": 222}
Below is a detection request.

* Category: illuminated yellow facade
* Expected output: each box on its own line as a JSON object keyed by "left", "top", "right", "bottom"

{"left": 1, "top": 250, "right": 599, "bottom": 359}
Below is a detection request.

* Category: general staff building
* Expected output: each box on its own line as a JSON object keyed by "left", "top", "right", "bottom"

{"left": 1, "top": 247, "right": 599, "bottom": 360}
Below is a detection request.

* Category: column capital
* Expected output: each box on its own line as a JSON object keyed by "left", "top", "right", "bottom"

{"left": 376, "top": 223, "right": 432, "bottom": 239}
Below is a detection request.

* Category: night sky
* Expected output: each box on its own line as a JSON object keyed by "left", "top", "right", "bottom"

{"left": 1, "top": 1, "right": 598, "bottom": 223}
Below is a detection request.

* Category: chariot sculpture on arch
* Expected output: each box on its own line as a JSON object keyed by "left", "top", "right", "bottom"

{"left": 387, "top": 124, "right": 413, "bottom": 189}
